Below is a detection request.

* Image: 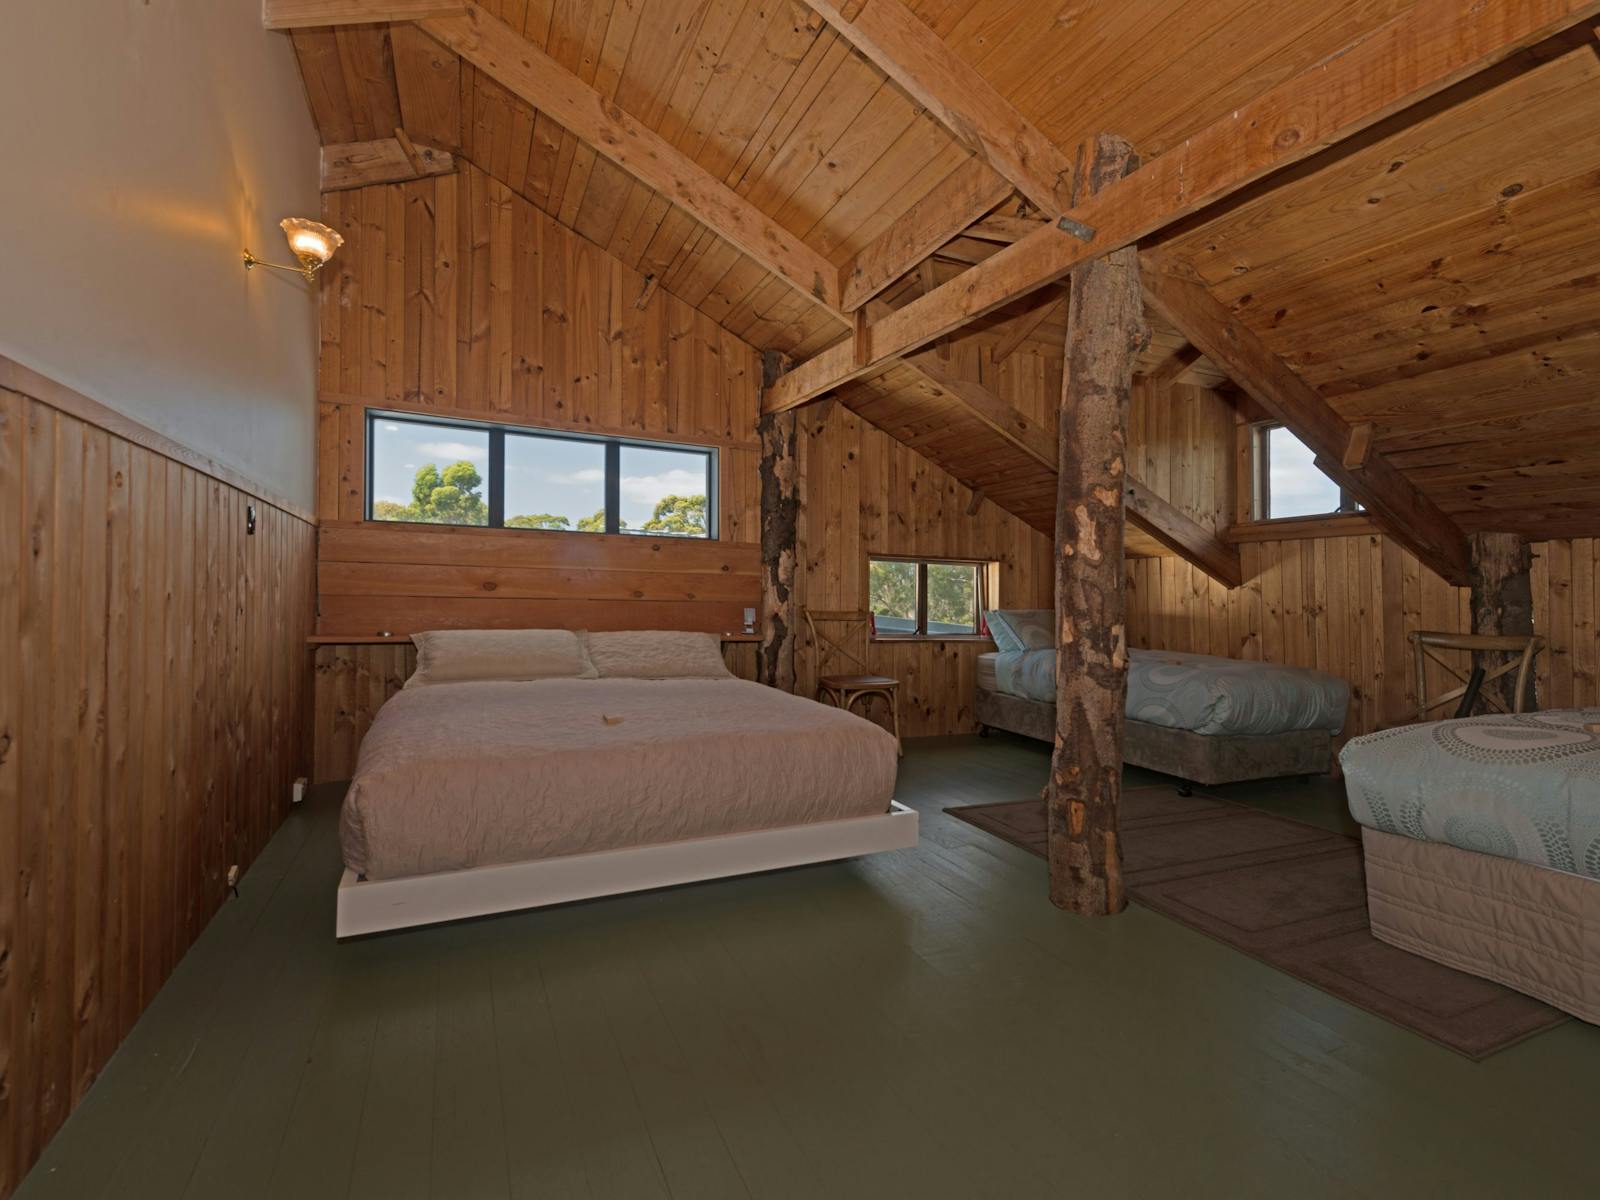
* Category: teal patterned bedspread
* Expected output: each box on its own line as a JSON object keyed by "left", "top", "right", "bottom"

{"left": 990, "top": 647, "right": 1349, "bottom": 736}
{"left": 1341, "top": 710, "right": 1600, "bottom": 879}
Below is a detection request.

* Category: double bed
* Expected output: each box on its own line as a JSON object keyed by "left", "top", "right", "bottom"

{"left": 337, "top": 629, "right": 913, "bottom": 937}
{"left": 975, "top": 609, "right": 1350, "bottom": 785}
{"left": 1342, "top": 711, "right": 1600, "bottom": 1025}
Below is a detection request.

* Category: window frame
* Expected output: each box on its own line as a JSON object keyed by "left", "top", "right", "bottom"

{"left": 867, "top": 554, "right": 989, "bottom": 640}
{"left": 364, "top": 409, "right": 719, "bottom": 538}
{"left": 1250, "top": 421, "right": 1360, "bottom": 522}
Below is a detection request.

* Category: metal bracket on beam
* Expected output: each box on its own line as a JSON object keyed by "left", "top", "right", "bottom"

{"left": 1056, "top": 215, "right": 1097, "bottom": 242}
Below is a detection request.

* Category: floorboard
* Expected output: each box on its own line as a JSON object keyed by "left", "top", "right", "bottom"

{"left": 18, "top": 734, "right": 1600, "bottom": 1199}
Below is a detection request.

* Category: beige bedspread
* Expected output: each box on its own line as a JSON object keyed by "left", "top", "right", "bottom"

{"left": 341, "top": 678, "right": 899, "bottom": 879}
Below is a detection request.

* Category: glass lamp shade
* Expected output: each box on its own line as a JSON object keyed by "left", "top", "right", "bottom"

{"left": 279, "top": 217, "right": 343, "bottom": 268}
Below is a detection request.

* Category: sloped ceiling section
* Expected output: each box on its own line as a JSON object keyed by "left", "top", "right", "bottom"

{"left": 282, "top": 1, "right": 1600, "bottom": 542}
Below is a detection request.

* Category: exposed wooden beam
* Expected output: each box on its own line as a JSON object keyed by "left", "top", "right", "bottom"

{"left": 319, "top": 135, "right": 455, "bottom": 191}
{"left": 902, "top": 353, "right": 1236, "bottom": 586}
{"left": 1343, "top": 421, "right": 1376, "bottom": 470}
{"left": 965, "top": 489, "right": 985, "bottom": 517}
{"left": 1145, "top": 343, "right": 1204, "bottom": 387}
{"left": 262, "top": 0, "right": 466, "bottom": 29}
{"left": 965, "top": 214, "right": 1049, "bottom": 244}
{"left": 840, "top": 159, "right": 1013, "bottom": 312}
{"left": 758, "top": 352, "right": 799, "bottom": 694}
{"left": 798, "top": 0, "right": 1075, "bottom": 214}
{"left": 766, "top": 0, "right": 1600, "bottom": 412}
{"left": 1469, "top": 531, "right": 1537, "bottom": 711}
{"left": 1124, "top": 478, "right": 1243, "bottom": 588}
{"left": 391, "top": 126, "right": 428, "bottom": 175}
{"left": 421, "top": 6, "right": 844, "bottom": 310}
{"left": 1141, "top": 267, "right": 1472, "bottom": 586}
{"left": 990, "top": 292, "right": 1065, "bottom": 365}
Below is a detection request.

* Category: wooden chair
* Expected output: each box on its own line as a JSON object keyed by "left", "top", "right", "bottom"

{"left": 802, "top": 608, "right": 902, "bottom": 754}
{"left": 1410, "top": 630, "right": 1544, "bottom": 722}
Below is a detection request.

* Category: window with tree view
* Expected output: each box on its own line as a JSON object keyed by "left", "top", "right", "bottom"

{"left": 367, "top": 412, "right": 716, "bottom": 537}
{"left": 868, "top": 557, "right": 984, "bottom": 637}
{"left": 1253, "top": 423, "right": 1360, "bottom": 521}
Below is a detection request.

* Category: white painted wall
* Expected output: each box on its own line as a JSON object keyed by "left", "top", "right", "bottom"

{"left": 0, "top": 1, "right": 322, "bottom": 508}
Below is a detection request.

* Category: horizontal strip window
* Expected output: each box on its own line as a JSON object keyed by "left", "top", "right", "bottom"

{"left": 868, "top": 556, "right": 988, "bottom": 637}
{"left": 365, "top": 410, "right": 717, "bottom": 539}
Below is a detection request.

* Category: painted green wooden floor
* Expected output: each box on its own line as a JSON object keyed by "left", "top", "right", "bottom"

{"left": 20, "top": 735, "right": 1600, "bottom": 1199}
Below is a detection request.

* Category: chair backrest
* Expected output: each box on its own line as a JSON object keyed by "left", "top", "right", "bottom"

{"left": 802, "top": 608, "right": 872, "bottom": 677}
{"left": 1410, "top": 631, "right": 1544, "bottom": 721}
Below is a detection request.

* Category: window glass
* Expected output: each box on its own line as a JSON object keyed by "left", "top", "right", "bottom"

{"left": 503, "top": 433, "right": 607, "bottom": 532}
{"left": 1265, "top": 425, "right": 1343, "bottom": 519}
{"left": 369, "top": 419, "right": 490, "bottom": 526}
{"left": 869, "top": 560, "right": 919, "bottom": 634}
{"left": 926, "top": 562, "right": 978, "bottom": 634}
{"left": 618, "top": 444, "right": 712, "bottom": 537}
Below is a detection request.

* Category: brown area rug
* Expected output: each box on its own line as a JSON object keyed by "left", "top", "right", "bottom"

{"left": 948, "top": 787, "right": 1567, "bottom": 1059}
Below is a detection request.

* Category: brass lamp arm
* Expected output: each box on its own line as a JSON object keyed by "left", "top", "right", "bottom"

{"left": 241, "top": 249, "right": 321, "bottom": 281}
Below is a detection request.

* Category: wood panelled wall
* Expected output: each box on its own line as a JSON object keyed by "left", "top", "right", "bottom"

{"left": 1130, "top": 533, "right": 1600, "bottom": 743}
{"left": 315, "top": 163, "right": 765, "bottom": 637}
{"left": 795, "top": 403, "right": 1054, "bottom": 738}
{"left": 0, "top": 368, "right": 315, "bottom": 1196}
{"left": 1128, "top": 376, "right": 1237, "bottom": 538}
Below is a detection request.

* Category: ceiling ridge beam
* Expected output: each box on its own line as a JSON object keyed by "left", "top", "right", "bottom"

{"left": 1141, "top": 266, "right": 1471, "bottom": 586}
{"left": 765, "top": 0, "right": 1600, "bottom": 412}
{"left": 417, "top": 6, "right": 845, "bottom": 311}
{"left": 799, "top": 0, "right": 1075, "bottom": 214}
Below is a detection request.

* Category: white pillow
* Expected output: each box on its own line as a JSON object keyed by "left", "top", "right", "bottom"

{"left": 583, "top": 630, "right": 732, "bottom": 679}
{"left": 405, "top": 628, "right": 598, "bottom": 688}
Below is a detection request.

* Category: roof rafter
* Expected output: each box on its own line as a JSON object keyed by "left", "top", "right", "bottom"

{"left": 898, "top": 354, "right": 1242, "bottom": 587}
{"left": 413, "top": 5, "right": 844, "bottom": 310}
{"left": 1141, "top": 266, "right": 1470, "bottom": 586}
{"left": 799, "top": 0, "right": 1076, "bottom": 214}
{"left": 765, "top": 0, "right": 1600, "bottom": 412}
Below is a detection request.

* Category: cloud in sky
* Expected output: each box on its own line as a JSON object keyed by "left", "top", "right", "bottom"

{"left": 418, "top": 440, "right": 490, "bottom": 463}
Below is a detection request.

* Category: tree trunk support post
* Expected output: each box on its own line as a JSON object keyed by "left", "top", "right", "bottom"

{"left": 758, "top": 350, "right": 800, "bottom": 693}
{"left": 1048, "top": 134, "right": 1149, "bottom": 916}
{"left": 1469, "top": 531, "right": 1535, "bottom": 712}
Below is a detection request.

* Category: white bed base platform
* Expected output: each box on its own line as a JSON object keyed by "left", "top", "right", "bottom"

{"left": 336, "top": 801, "right": 919, "bottom": 938}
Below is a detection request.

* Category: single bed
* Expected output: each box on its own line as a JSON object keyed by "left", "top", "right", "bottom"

{"left": 974, "top": 610, "right": 1349, "bottom": 786}
{"left": 337, "top": 630, "right": 913, "bottom": 937}
{"left": 1342, "top": 710, "right": 1600, "bottom": 1025}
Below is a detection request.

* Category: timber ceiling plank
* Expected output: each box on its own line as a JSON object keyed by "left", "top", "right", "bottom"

{"left": 419, "top": 5, "right": 846, "bottom": 311}
{"left": 764, "top": 0, "right": 1600, "bottom": 412}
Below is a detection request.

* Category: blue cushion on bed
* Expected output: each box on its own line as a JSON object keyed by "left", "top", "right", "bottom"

{"left": 986, "top": 609, "right": 1054, "bottom": 653}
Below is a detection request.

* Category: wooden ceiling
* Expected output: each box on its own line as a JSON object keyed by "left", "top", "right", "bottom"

{"left": 285, "top": 1, "right": 1600, "bottom": 544}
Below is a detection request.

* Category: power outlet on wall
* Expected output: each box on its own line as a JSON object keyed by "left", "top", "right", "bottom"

{"left": 292, "top": 777, "right": 308, "bottom": 805}
{"left": 246, "top": 504, "right": 256, "bottom": 535}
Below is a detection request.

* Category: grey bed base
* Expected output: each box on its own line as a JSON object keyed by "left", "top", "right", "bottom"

{"left": 974, "top": 686, "right": 1333, "bottom": 786}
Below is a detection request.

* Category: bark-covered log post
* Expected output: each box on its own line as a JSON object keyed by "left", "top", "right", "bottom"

{"left": 1469, "top": 531, "right": 1535, "bottom": 712}
{"left": 1048, "top": 133, "right": 1150, "bottom": 916}
{"left": 758, "top": 350, "right": 799, "bottom": 692}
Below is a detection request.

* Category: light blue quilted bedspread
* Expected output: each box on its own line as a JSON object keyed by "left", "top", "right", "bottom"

{"left": 1341, "top": 710, "right": 1600, "bottom": 879}
{"left": 991, "top": 647, "right": 1349, "bottom": 736}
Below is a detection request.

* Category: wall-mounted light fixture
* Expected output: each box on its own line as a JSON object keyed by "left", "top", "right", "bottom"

{"left": 242, "top": 217, "right": 343, "bottom": 281}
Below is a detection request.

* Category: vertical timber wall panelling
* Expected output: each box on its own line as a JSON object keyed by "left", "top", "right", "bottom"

{"left": 795, "top": 403, "right": 1053, "bottom": 738}
{"left": 1532, "top": 539, "right": 1600, "bottom": 712}
{"left": 1126, "top": 534, "right": 1472, "bottom": 741}
{"left": 1127, "top": 377, "right": 1236, "bottom": 536}
{"left": 315, "top": 164, "right": 764, "bottom": 634}
{"left": 0, "top": 380, "right": 316, "bottom": 1196}
{"left": 310, "top": 640, "right": 759, "bottom": 783}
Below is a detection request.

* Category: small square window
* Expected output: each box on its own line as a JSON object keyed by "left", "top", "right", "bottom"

{"left": 1253, "top": 423, "right": 1361, "bottom": 521}
{"left": 869, "top": 557, "right": 984, "bottom": 637}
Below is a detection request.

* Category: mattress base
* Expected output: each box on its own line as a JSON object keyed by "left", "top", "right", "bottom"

{"left": 337, "top": 801, "right": 918, "bottom": 938}
{"left": 974, "top": 687, "right": 1332, "bottom": 784}
{"left": 1362, "top": 827, "right": 1600, "bottom": 1025}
